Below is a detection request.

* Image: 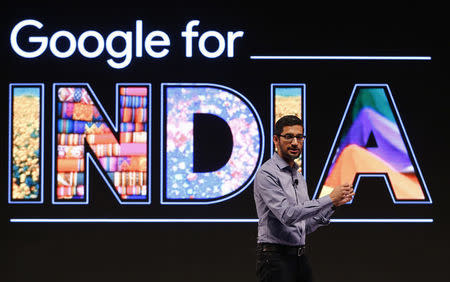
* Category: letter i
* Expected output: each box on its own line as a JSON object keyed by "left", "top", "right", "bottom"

{"left": 9, "top": 83, "right": 45, "bottom": 204}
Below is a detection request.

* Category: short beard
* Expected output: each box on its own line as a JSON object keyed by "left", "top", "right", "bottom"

{"left": 279, "top": 148, "right": 300, "bottom": 161}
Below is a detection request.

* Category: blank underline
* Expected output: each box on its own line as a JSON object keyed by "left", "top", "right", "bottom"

{"left": 250, "top": 55, "right": 432, "bottom": 61}
{"left": 10, "top": 218, "right": 433, "bottom": 223}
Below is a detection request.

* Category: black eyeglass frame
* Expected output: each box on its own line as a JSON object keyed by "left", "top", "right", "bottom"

{"left": 278, "top": 134, "right": 307, "bottom": 141}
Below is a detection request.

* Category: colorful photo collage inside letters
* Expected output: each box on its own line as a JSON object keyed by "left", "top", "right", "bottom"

{"left": 165, "top": 86, "right": 261, "bottom": 200}
{"left": 56, "top": 86, "right": 149, "bottom": 201}
{"left": 274, "top": 86, "right": 304, "bottom": 174}
{"left": 11, "top": 86, "right": 41, "bottom": 201}
{"left": 319, "top": 87, "right": 425, "bottom": 200}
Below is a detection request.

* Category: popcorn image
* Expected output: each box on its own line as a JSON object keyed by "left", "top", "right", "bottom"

{"left": 11, "top": 88, "right": 41, "bottom": 200}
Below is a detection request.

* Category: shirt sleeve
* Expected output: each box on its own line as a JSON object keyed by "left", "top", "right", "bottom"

{"left": 305, "top": 203, "right": 335, "bottom": 234}
{"left": 254, "top": 168, "right": 334, "bottom": 226}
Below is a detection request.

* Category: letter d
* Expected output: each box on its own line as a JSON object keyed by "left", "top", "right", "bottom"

{"left": 161, "top": 83, "right": 264, "bottom": 204}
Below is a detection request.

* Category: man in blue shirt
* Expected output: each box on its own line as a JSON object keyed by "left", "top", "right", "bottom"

{"left": 254, "top": 115, "right": 354, "bottom": 282}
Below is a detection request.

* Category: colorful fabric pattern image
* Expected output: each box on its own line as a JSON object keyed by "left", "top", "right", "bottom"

{"left": 274, "top": 86, "right": 304, "bottom": 174}
{"left": 11, "top": 87, "right": 41, "bottom": 201}
{"left": 165, "top": 86, "right": 262, "bottom": 200}
{"left": 55, "top": 86, "right": 149, "bottom": 201}
{"left": 318, "top": 87, "right": 426, "bottom": 201}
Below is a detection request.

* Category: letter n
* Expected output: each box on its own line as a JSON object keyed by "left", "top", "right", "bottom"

{"left": 313, "top": 84, "right": 431, "bottom": 204}
{"left": 52, "top": 83, "right": 151, "bottom": 204}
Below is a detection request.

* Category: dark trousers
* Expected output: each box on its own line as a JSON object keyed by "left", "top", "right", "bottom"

{"left": 256, "top": 244, "right": 313, "bottom": 282}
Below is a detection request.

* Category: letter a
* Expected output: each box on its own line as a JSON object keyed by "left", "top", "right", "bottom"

{"left": 313, "top": 84, "right": 431, "bottom": 204}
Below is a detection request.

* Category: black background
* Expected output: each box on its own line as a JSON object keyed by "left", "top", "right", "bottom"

{"left": 2, "top": 1, "right": 449, "bottom": 282}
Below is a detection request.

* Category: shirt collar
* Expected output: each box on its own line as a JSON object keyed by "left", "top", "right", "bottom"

{"left": 272, "top": 152, "right": 299, "bottom": 171}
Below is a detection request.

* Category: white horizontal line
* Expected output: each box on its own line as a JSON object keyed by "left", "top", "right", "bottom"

{"left": 10, "top": 218, "right": 259, "bottom": 223}
{"left": 250, "top": 55, "right": 432, "bottom": 61}
{"left": 330, "top": 219, "right": 433, "bottom": 223}
{"left": 10, "top": 218, "right": 433, "bottom": 223}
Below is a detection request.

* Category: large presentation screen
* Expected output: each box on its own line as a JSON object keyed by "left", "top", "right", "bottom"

{"left": 2, "top": 2, "right": 448, "bottom": 282}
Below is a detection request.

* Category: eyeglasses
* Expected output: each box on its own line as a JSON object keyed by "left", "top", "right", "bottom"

{"left": 278, "top": 134, "right": 306, "bottom": 142}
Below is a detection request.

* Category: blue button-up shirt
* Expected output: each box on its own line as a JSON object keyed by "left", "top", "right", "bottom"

{"left": 254, "top": 153, "right": 335, "bottom": 246}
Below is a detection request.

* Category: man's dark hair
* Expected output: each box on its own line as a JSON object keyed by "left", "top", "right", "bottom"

{"left": 274, "top": 115, "right": 303, "bottom": 136}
